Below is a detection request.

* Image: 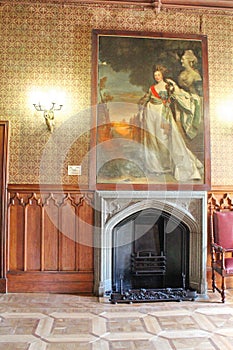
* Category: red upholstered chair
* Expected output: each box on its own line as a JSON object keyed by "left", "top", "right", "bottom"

{"left": 211, "top": 210, "right": 233, "bottom": 302}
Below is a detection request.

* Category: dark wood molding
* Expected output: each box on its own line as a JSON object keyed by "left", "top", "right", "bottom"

{"left": 0, "top": 121, "right": 9, "bottom": 293}
{"left": 0, "top": 0, "right": 233, "bottom": 10}
{"left": 7, "top": 183, "right": 91, "bottom": 192}
{"left": 210, "top": 186, "right": 233, "bottom": 192}
{"left": 155, "top": 0, "right": 233, "bottom": 10}
{"left": 7, "top": 271, "right": 93, "bottom": 294}
{"left": 0, "top": 279, "right": 6, "bottom": 293}
{"left": 83, "top": 0, "right": 233, "bottom": 10}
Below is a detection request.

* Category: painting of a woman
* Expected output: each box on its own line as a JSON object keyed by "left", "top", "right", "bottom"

{"left": 139, "top": 64, "right": 203, "bottom": 182}
{"left": 93, "top": 31, "right": 209, "bottom": 188}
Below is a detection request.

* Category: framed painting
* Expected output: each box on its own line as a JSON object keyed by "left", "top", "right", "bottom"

{"left": 90, "top": 30, "right": 210, "bottom": 191}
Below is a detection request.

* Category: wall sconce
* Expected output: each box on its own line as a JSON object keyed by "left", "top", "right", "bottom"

{"left": 33, "top": 102, "right": 63, "bottom": 133}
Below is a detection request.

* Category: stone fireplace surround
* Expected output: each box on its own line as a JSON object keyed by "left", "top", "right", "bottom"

{"left": 94, "top": 191, "right": 207, "bottom": 297}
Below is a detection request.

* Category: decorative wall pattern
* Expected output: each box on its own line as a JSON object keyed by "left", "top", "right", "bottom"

{"left": 0, "top": 2, "right": 232, "bottom": 185}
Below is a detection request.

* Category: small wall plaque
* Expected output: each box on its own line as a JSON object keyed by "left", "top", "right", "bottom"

{"left": 68, "top": 165, "right": 81, "bottom": 176}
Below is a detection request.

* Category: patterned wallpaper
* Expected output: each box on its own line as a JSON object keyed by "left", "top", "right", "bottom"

{"left": 0, "top": 2, "right": 232, "bottom": 186}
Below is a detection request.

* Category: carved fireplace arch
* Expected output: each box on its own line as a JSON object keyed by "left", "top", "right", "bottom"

{"left": 95, "top": 192, "right": 207, "bottom": 296}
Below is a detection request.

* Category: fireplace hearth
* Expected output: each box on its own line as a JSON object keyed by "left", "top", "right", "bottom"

{"left": 110, "top": 288, "right": 197, "bottom": 304}
{"left": 94, "top": 191, "right": 207, "bottom": 299}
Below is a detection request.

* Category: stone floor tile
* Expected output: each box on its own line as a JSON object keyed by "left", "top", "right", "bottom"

{"left": 191, "top": 313, "right": 216, "bottom": 331}
{"left": 211, "top": 334, "right": 233, "bottom": 350}
{"left": 103, "top": 331, "right": 155, "bottom": 341}
{"left": 142, "top": 314, "right": 162, "bottom": 333}
{"left": 47, "top": 343, "right": 91, "bottom": 350}
{"left": 35, "top": 317, "right": 54, "bottom": 337}
{"left": 172, "top": 337, "right": 216, "bottom": 349}
{"left": 159, "top": 329, "right": 211, "bottom": 339}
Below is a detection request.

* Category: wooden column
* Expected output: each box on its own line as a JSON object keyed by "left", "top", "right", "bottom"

{"left": 0, "top": 121, "right": 9, "bottom": 293}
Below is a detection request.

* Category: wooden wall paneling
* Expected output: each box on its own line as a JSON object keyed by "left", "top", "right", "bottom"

{"left": 6, "top": 187, "right": 95, "bottom": 294}
{"left": 25, "top": 194, "right": 42, "bottom": 271}
{"left": 8, "top": 194, "right": 25, "bottom": 271}
{"left": 76, "top": 195, "right": 94, "bottom": 272}
{"left": 7, "top": 185, "right": 233, "bottom": 293}
{"left": 59, "top": 195, "right": 76, "bottom": 271}
{"left": 0, "top": 122, "right": 9, "bottom": 292}
{"left": 43, "top": 195, "right": 59, "bottom": 271}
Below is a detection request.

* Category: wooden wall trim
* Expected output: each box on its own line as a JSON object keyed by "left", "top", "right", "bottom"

{"left": 210, "top": 186, "right": 233, "bottom": 192}
{"left": 84, "top": 0, "right": 233, "bottom": 10}
{"left": 1, "top": 0, "right": 233, "bottom": 10}
{"left": 7, "top": 186, "right": 95, "bottom": 294}
{"left": 7, "top": 184, "right": 91, "bottom": 192}
{"left": 7, "top": 271, "right": 94, "bottom": 294}
{"left": 208, "top": 189, "right": 233, "bottom": 211}
{"left": 0, "top": 121, "right": 9, "bottom": 293}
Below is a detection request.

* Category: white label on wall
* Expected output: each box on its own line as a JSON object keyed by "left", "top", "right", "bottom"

{"left": 68, "top": 165, "right": 82, "bottom": 175}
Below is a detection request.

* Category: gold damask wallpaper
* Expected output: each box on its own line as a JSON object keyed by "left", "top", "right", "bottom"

{"left": 0, "top": 2, "right": 232, "bottom": 186}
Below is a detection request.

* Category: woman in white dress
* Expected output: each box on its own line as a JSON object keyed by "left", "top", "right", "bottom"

{"left": 139, "top": 65, "right": 203, "bottom": 182}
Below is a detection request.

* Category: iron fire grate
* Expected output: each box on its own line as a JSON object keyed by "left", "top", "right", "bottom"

{"left": 110, "top": 288, "right": 197, "bottom": 303}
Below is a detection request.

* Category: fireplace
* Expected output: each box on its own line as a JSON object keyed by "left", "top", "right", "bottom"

{"left": 94, "top": 191, "right": 207, "bottom": 299}
{"left": 112, "top": 208, "right": 189, "bottom": 292}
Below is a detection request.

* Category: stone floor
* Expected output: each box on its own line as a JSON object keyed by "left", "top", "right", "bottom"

{"left": 0, "top": 290, "right": 233, "bottom": 349}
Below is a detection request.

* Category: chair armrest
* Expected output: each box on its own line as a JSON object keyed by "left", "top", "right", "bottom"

{"left": 211, "top": 243, "right": 226, "bottom": 253}
{"left": 211, "top": 243, "right": 230, "bottom": 270}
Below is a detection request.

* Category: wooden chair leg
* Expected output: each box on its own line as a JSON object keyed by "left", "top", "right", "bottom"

{"left": 212, "top": 268, "right": 216, "bottom": 292}
{"left": 221, "top": 276, "right": 225, "bottom": 303}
